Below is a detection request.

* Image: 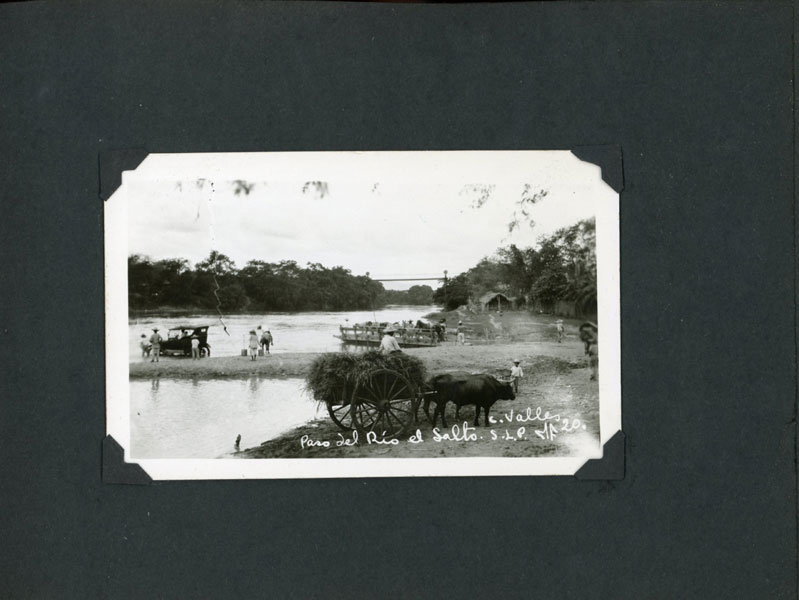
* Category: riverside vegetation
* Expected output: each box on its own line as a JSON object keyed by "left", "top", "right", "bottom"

{"left": 128, "top": 217, "right": 596, "bottom": 317}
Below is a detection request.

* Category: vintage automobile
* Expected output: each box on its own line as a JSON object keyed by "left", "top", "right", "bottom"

{"left": 159, "top": 325, "right": 211, "bottom": 357}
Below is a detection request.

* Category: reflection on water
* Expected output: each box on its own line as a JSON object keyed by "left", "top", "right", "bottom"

{"left": 130, "top": 377, "right": 322, "bottom": 459}
{"left": 129, "top": 305, "right": 440, "bottom": 359}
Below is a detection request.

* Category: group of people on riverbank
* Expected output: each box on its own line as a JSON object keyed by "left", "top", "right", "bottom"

{"left": 247, "top": 326, "right": 274, "bottom": 360}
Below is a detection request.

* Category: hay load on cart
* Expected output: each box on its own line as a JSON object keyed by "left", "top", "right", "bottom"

{"left": 305, "top": 351, "right": 428, "bottom": 439}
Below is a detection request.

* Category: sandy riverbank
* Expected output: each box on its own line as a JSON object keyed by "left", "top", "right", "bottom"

{"left": 128, "top": 340, "right": 585, "bottom": 381}
{"left": 130, "top": 352, "right": 322, "bottom": 379}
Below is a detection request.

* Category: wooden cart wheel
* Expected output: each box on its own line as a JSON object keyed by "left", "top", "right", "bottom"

{"left": 350, "top": 369, "right": 418, "bottom": 439}
{"left": 326, "top": 391, "right": 354, "bottom": 431}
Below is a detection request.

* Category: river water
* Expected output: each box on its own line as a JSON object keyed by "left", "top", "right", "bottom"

{"left": 129, "top": 304, "right": 440, "bottom": 359}
{"left": 130, "top": 377, "right": 320, "bottom": 458}
{"left": 128, "top": 305, "right": 439, "bottom": 458}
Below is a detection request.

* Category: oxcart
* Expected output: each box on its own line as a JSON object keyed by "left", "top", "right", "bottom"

{"left": 327, "top": 369, "right": 515, "bottom": 436}
{"left": 307, "top": 352, "right": 432, "bottom": 439}
{"left": 326, "top": 368, "right": 438, "bottom": 438}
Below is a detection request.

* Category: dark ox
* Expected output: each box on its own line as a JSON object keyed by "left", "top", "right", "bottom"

{"left": 423, "top": 373, "right": 516, "bottom": 428}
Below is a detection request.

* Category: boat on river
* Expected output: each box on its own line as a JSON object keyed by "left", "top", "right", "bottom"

{"left": 334, "top": 324, "right": 438, "bottom": 348}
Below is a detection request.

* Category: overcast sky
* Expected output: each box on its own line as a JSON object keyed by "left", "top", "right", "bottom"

{"left": 127, "top": 154, "right": 601, "bottom": 290}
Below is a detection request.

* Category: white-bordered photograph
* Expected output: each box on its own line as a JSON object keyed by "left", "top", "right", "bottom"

{"left": 105, "top": 150, "right": 620, "bottom": 479}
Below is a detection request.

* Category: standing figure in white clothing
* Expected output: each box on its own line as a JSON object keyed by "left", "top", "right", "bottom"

{"left": 510, "top": 359, "right": 524, "bottom": 393}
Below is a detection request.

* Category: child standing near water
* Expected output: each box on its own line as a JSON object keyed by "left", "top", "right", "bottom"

{"left": 248, "top": 330, "right": 259, "bottom": 360}
{"left": 140, "top": 334, "right": 151, "bottom": 358}
{"left": 191, "top": 335, "right": 200, "bottom": 360}
{"left": 510, "top": 359, "right": 524, "bottom": 393}
{"left": 261, "top": 329, "right": 273, "bottom": 355}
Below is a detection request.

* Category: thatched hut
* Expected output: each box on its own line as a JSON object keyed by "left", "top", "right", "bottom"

{"left": 478, "top": 291, "right": 514, "bottom": 312}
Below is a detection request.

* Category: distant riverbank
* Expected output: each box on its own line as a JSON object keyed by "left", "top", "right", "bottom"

{"left": 129, "top": 303, "right": 436, "bottom": 318}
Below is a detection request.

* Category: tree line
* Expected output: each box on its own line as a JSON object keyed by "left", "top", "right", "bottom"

{"left": 129, "top": 216, "right": 595, "bottom": 315}
{"left": 432, "top": 217, "right": 597, "bottom": 315}
{"left": 128, "top": 252, "right": 434, "bottom": 312}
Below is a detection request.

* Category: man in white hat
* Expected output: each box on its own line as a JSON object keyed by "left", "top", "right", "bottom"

{"left": 149, "top": 328, "right": 163, "bottom": 363}
{"left": 379, "top": 327, "right": 402, "bottom": 355}
{"left": 456, "top": 321, "right": 465, "bottom": 345}
{"left": 510, "top": 359, "right": 524, "bottom": 393}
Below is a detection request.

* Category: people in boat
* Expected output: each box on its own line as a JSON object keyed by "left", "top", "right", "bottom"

{"left": 379, "top": 327, "right": 402, "bottom": 354}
